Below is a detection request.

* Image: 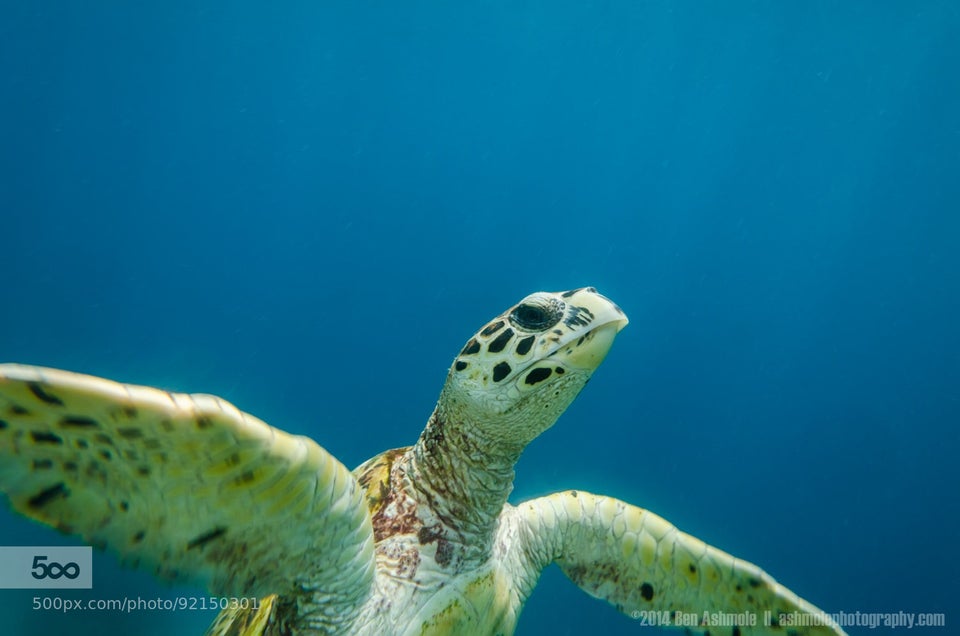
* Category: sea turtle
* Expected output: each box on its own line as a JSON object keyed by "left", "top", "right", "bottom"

{"left": 0, "top": 287, "right": 845, "bottom": 636}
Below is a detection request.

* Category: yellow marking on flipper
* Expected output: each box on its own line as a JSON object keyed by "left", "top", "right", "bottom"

{"left": 622, "top": 504, "right": 643, "bottom": 530}
{"left": 637, "top": 530, "right": 657, "bottom": 567}
{"left": 620, "top": 530, "right": 638, "bottom": 559}
{"left": 247, "top": 457, "right": 306, "bottom": 502}
{"left": 204, "top": 443, "right": 267, "bottom": 479}
{"left": 264, "top": 472, "right": 316, "bottom": 516}
{"left": 640, "top": 509, "right": 673, "bottom": 541}
{"left": 699, "top": 548, "right": 724, "bottom": 585}
{"left": 204, "top": 594, "right": 279, "bottom": 636}
{"left": 238, "top": 594, "right": 278, "bottom": 636}
{"left": 657, "top": 525, "right": 677, "bottom": 574}
{"left": 673, "top": 533, "right": 707, "bottom": 587}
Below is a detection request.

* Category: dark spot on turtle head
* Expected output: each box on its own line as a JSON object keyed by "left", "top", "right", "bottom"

{"left": 8, "top": 404, "right": 29, "bottom": 416}
{"left": 460, "top": 339, "right": 481, "bottom": 356}
{"left": 196, "top": 416, "right": 213, "bottom": 429}
{"left": 99, "top": 449, "right": 112, "bottom": 461}
{"left": 132, "top": 530, "right": 145, "bottom": 544}
{"left": 60, "top": 416, "right": 99, "bottom": 429}
{"left": 769, "top": 615, "right": 780, "bottom": 627}
{"left": 27, "top": 382, "right": 64, "bottom": 406}
{"left": 119, "top": 501, "right": 129, "bottom": 512}
{"left": 32, "top": 459, "right": 53, "bottom": 470}
{"left": 480, "top": 320, "right": 505, "bottom": 337}
{"left": 117, "top": 427, "right": 144, "bottom": 439}
{"left": 748, "top": 577, "right": 761, "bottom": 588}
{"left": 492, "top": 362, "right": 511, "bottom": 382}
{"left": 454, "top": 360, "right": 467, "bottom": 371}
{"left": 28, "top": 482, "right": 69, "bottom": 508}
{"left": 186, "top": 526, "right": 227, "bottom": 550}
{"left": 689, "top": 564, "right": 696, "bottom": 573}
{"left": 525, "top": 367, "right": 552, "bottom": 385}
{"left": 733, "top": 626, "right": 742, "bottom": 636}
{"left": 0, "top": 419, "right": 7, "bottom": 430}
{"left": 31, "top": 431, "right": 63, "bottom": 445}
{"left": 487, "top": 328, "right": 514, "bottom": 353}
{"left": 640, "top": 582, "right": 654, "bottom": 601}
{"left": 516, "top": 335, "right": 535, "bottom": 356}
{"left": 63, "top": 461, "right": 78, "bottom": 471}
{"left": 137, "top": 466, "right": 151, "bottom": 477}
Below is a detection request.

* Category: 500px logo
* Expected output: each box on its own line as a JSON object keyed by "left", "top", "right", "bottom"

{"left": 0, "top": 547, "right": 92, "bottom": 589}
{"left": 30, "top": 555, "right": 81, "bottom": 580}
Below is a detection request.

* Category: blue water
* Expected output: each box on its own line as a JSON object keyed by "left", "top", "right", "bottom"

{"left": 1, "top": 3, "right": 958, "bottom": 635}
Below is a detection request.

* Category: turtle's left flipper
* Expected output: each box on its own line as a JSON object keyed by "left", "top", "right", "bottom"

{"left": 0, "top": 364, "right": 375, "bottom": 622}
{"left": 514, "top": 491, "right": 846, "bottom": 636}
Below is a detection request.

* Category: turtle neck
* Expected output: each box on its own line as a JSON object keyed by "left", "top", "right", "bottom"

{"left": 406, "top": 398, "right": 523, "bottom": 562}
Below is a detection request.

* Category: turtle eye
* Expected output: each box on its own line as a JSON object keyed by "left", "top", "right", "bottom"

{"left": 510, "top": 297, "right": 564, "bottom": 331}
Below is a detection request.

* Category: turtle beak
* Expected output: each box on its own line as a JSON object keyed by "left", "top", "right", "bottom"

{"left": 560, "top": 291, "right": 628, "bottom": 371}
{"left": 563, "top": 320, "right": 626, "bottom": 370}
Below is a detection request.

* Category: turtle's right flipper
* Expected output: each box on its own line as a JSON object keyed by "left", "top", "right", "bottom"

{"left": 0, "top": 364, "right": 375, "bottom": 619}
{"left": 514, "top": 490, "right": 846, "bottom": 636}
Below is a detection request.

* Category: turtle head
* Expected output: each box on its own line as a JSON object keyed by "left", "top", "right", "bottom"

{"left": 437, "top": 287, "right": 628, "bottom": 452}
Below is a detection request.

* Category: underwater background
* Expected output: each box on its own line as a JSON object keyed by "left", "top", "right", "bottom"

{"left": 1, "top": 2, "right": 958, "bottom": 635}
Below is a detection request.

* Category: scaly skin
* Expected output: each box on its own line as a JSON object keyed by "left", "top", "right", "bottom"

{"left": 0, "top": 288, "right": 845, "bottom": 635}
